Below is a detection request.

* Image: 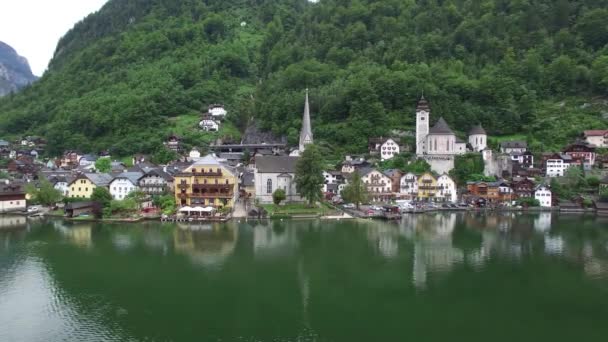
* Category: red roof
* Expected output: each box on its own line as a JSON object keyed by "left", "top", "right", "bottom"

{"left": 583, "top": 130, "right": 608, "bottom": 137}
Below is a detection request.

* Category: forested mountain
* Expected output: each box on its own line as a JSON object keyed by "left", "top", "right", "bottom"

{"left": 0, "top": 41, "right": 37, "bottom": 97}
{"left": 0, "top": 0, "right": 607, "bottom": 158}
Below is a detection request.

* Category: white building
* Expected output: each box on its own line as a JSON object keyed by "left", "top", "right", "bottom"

{"left": 0, "top": 181, "right": 26, "bottom": 213}
{"left": 199, "top": 119, "right": 219, "bottom": 131}
{"left": 583, "top": 130, "right": 608, "bottom": 148}
{"left": 436, "top": 174, "right": 457, "bottom": 203}
{"left": 254, "top": 156, "right": 303, "bottom": 204}
{"left": 79, "top": 154, "right": 97, "bottom": 167}
{"left": 500, "top": 141, "right": 527, "bottom": 154}
{"left": 414, "top": 96, "right": 486, "bottom": 174}
{"left": 545, "top": 153, "right": 572, "bottom": 177}
{"left": 469, "top": 124, "right": 487, "bottom": 152}
{"left": 109, "top": 172, "right": 143, "bottom": 200}
{"left": 189, "top": 148, "right": 201, "bottom": 159}
{"left": 400, "top": 172, "right": 418, "bottom": 198}
{"left": 534, "top": 185, "right": 552, "bottom": 208}
{"left": 50, "top": 177, "right": 71, "bottom": 196}
{"left": 208, "top": 104, "right": 227, "bottom": 119}
{"left": 360, "top": 168, "right": 393, "bottom": 202}
{"left": 380, "top": 138, "right": 400, "bottom": 160}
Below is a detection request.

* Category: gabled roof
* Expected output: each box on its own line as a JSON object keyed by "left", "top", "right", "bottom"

{"left": 469, "top": 124, "right": 486, "bottom": 135}
{"left": 500, "top": 141, "right": 527, "bottom": 149}
{"left": 83, "top": 173, "right": 113, "bottom": 187}
{"left": 111, "top": 172, "right": 144, "bottom": 185}
{"left": 256, "top": 156, "right": 298, "bottom": 173}
{"left": 242, "top": 172, "right": 255, "bottom": 186}
{"left": 383, "top": 169, "right": 402, "bottom": 178}
{"left": 428, "top": 117, "right": 454, "bottom": 135}
{"left": 583, "top": 130, "right": 608, "bottom": 137}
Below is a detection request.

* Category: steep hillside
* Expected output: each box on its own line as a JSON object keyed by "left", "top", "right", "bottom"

{"left": 0, "top": 41, "right": 38, "bottom": 97}
{"left": 0, "top": 0, "right": 607, "bottom": 158}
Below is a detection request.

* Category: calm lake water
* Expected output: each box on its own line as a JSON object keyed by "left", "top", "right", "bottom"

{"left": 1, "top": 213, "right": 608, "bottom": 342}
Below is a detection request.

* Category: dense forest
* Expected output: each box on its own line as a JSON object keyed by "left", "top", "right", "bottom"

{"left": 0, "top": 0, "right": 607, "bottom": 158}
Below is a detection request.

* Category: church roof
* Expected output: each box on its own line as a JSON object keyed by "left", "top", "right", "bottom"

{"left": 428, "top": 117, "right": 454, "bottom": 135}
{"left": 299, "top": 89, "right": 313, "bottom": 147}
{"left": 416, "top": 95, "right": 430, "bottom": 110}
{"left": 469, "top": 124, "right": 486, "bottom": 135}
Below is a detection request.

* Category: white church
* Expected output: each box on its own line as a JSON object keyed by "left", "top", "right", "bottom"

{"left": 415, "top": 96, "right": 487, "bottom": 174}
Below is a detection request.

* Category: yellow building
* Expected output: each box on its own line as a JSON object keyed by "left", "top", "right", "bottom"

{"left": 417, "top": 172, "right": 438, "bottom": 200}
{"left": 174, "top": 155, "right": 238, "bottom": 208}
{"left": 67, "top": 173, "right": 113, "bottom": 199}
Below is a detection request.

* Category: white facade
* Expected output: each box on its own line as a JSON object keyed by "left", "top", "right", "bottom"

{"left": 199, "top": 119, "right": 219, "bottom": 131}
{"left": 189, "top": 149, "right": 201, "bottom": 159}
{"left": 455, "top": 142, "right": 467, "bottom": 155}
{"left": 362, "top": 170, "right": 392, "bottom": 194}
{"left": 54, "top": 181, "right": 70, "bottom": 196}
{"left": 400, "top": 173, "right": 418, "bottom": 197}
{"left": 0, "top": 199, "right": 26, "bottom": 212}
{"left": 416, "top": 103, "right": 429, "bottom": 155}
{"left": 109, "top": 178, "right": 139, "bottom": 200}
{"left": 426, "top": 133, "right": 456, "bottom": 155}
{"left": 584, "top": 131, "right": 608, "bottom": 148}
{"left": 535, "top": 186, "right": 552, "bottom": 208}
{"left": 380, "top": 139, "right": 400, "bottom": 160}
{"left": 469, "top": 134, "right": 487, "bottom": 152}
{"left": 323, "top": 171, "right": 338, "bottom": 184}
{"left": 436, "top": 174, "right": 457, "bottom": 203}
{"left": 254, "top": 172, "right": 302, "bottom": 204}
{"left": 546, "top": 157, "right": 570, "bottom": 177}
{"left": 139, "top": 174, "right": 168, "bottom": 195}
{"left": 209, "top": 105, "right": 227, "bottom": 119}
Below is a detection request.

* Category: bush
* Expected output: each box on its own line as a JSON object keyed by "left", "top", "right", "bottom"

{"left": 272, "top": 188, "right": 286, "bottom": 205}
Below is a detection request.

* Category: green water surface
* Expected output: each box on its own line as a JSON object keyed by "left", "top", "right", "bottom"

{"left": 1, "top": 213, "right": 608, "bottom": 342}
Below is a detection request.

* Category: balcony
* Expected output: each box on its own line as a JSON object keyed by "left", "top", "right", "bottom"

{"left": 177, "top": 170, "right": 223, "bottom": 177}
{"left": 192, "top": 184, "right": 233, "bottom": 191}
{"left": 189, "top": 192, "right": 234, "bottom": 199}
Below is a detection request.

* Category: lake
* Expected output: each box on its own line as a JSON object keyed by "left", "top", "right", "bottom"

{"left": 1, "top": 213, "right": 608, "bottom": 342}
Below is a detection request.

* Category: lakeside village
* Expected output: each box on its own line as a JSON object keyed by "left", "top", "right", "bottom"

{"left": 1, "top": 94, "right": 608, "bottom": 222}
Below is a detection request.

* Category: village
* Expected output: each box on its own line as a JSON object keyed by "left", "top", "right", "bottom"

{"left": 1, "top": 94, "right": 608, "bottom": 221}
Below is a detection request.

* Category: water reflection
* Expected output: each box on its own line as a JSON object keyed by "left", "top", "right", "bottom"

{"left": 0, "top": 216, "right": 27, "bottom": 230}
{"left": 53, "top": 221, "right": 93, "bottom": 249}
{"left": 400, "top": 214, "right": 463, "bottom": 289}
{"left": 173, "top": 223, "right": 238, "bottom": 267}
{"left": 253, "top": 220, "right": 298, "bottom": 257}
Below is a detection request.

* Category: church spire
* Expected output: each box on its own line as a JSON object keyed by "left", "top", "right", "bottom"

{"left": 299, "top": 88, "right": 313, "bottom": 152}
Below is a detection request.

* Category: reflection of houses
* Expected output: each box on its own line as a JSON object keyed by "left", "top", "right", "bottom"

{"left": 173, "top": 225, "right": 237, "bottom": 266}
{"left": 366, "top": 223, "right": 399, "bottom": 258}
{"left": 0, "top": 215, "right": 27, "bottom": 229}
{"left": 400, "top": 214, "right": 462, "bottom": 289}
{"left": 253, "top": 223, "right": 298, "bottom": 256}
{"left": 53, "top": 221, "right": 93, "bottom": 248}
{"left": 534, "top": 212, "right": 552, "bottom": 233}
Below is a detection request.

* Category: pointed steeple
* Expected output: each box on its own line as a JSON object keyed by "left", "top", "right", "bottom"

{"left": 299, "top": 89, "right": 313, "bottom": 152}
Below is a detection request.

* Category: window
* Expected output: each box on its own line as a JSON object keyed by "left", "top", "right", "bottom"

{"left": 78, "top": 187, "right": 81, "bottom": 191}
{"left": 267, "top": 179, "right": 272, "bottom": 194}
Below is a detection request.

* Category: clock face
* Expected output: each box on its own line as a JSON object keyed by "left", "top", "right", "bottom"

{"left": 418, "top": 110, "right": 428, "bottom": 116}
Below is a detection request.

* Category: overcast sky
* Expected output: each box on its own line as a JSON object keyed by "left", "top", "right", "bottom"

{"left": 0, "top": 0, "right": 108, "bottom": 76}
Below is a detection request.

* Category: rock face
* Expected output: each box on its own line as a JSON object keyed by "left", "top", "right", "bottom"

{"left": 0, "top": 41, "right": 38, "bottom": 96}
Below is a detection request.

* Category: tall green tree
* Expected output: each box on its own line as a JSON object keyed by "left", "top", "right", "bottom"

{"left": 341, "top": 171, "right": 368, "bottom": 210}
{"left": 26, "top": 179, "right": 63, "bottom": 206}
{"left": 91, "top": 187, "right": 112, "bottom": 209}
{"left": 94, "top": 158, "right": 111, "bottom": 173}
{"left": 295, "top": 144, "right": 325, "bottom": 206}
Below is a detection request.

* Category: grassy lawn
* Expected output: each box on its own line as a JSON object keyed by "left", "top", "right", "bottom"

{"left": 488, "top": 134, "right": 527, "bottom": 143}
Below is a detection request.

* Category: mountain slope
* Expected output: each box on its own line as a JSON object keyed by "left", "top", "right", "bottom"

{"left": 0, "top": 41, "right": 38, "bottom": 97}
{"left": 0, "top": 0, "right": 607, "bottom": 158}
